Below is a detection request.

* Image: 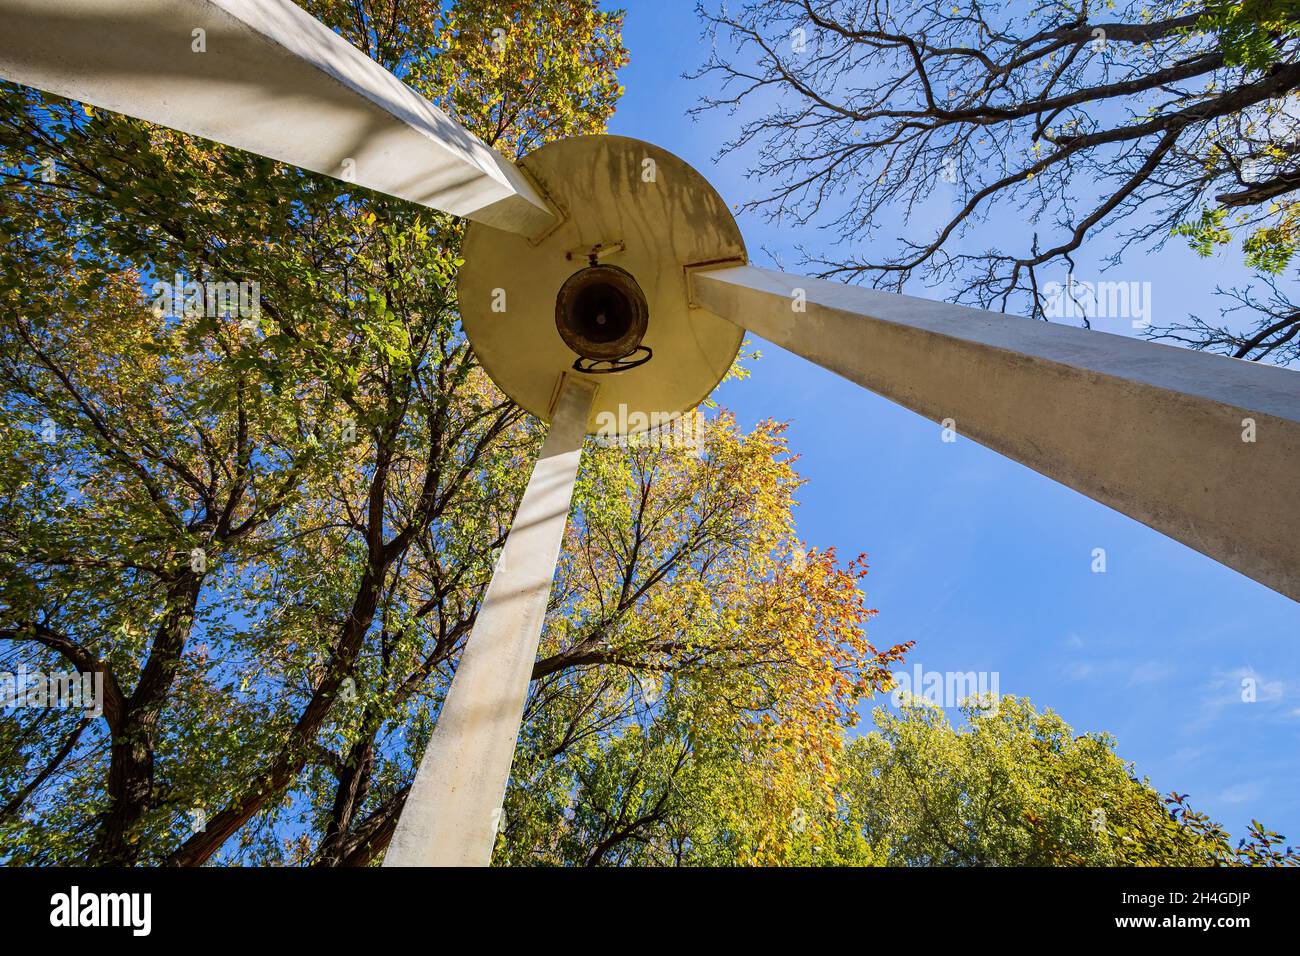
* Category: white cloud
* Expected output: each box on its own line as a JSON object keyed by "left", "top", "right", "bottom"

{"left": 1195, "top": 666, "right": 1288, "bottom": 728}
{"left": 1217, "top": 782, "right": 1263, "bottom": 805}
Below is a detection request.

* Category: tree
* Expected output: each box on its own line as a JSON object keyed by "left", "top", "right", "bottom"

{"left": 835, "top": 695, "right": 1298, "bottom": 866}
{"left": 498, "top": 517, "right": 907, "bottom": 866}
{"left": 0, "top": 0, "right": 617, "bottom": 865}
{"left": 692, "top": 0, "right": 1300, "bottom": 363}
{"left": 0, "top": 0, "right": 911, "bottom": 867}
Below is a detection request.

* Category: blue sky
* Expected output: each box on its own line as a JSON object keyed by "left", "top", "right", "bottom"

{"left": 606, "top": 0, "right": 1300, "bottom": 839}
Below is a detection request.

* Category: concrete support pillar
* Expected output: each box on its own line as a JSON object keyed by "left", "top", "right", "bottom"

{"left": 692, "top": 265, "right": 1300, "bottom": 601}
{"left": 0, "top": 0, "right": 555, "bottom": 236}
{"left": 383, "top": 375, "right": 596, "bottom": 866}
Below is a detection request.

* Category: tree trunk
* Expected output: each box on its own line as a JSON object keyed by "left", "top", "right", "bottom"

{"left": 92, "top": 572, "right": 202, "bottom": 865}
{"left": 314, "top": 736, "right": 375, "bottom": 867}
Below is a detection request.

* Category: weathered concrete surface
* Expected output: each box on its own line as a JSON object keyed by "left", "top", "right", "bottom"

{"left": 383, "top": 375, "right": 596, "bottom": 866}
{"left": 459, "top": 135, "right": 746, "bottom": 436}
{"left": 0, "top": 0, "right": 555, "bottom": 237}
{"left": 693, "top": 265, "right": 1300, "bottom": 602}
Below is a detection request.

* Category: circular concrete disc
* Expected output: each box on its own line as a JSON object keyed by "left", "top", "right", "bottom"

{"left": 458, "top": 135, "right": 746, "bottom": 435}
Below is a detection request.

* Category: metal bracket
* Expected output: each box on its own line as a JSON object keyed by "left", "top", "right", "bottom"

{"left": 565, "top": 239, "right": 626, "bottom": 266}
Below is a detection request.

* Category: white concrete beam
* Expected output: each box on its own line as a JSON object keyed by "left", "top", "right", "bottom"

{"left": 692, "top": 265, "right": 1300, "bottom": 602}
{"left": 0, "top": 0, "right": 556, "bottom": 237}
{"left": 383, "top": 375, "right": 596, "bottom": 866}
